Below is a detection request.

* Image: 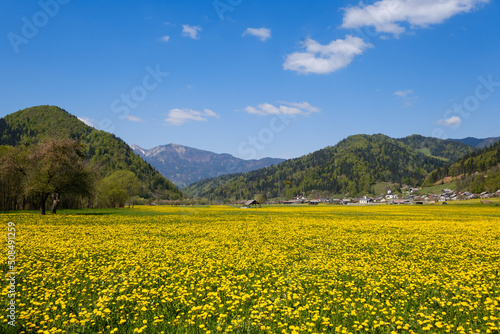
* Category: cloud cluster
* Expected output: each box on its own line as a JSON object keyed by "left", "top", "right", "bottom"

{"left": 182, "top": 25, "right": 202, "bottom": 39}
{"left": 283, "top": 35, "right": 373, "bottom": 74}
{"left": 123, "top": 115, "right": 143, "bottom": 123}
{"left": 244, "top": 101, "right": 320, "bottom": 116}
{"left": 394, "top": 89, "right": 413, "bottom": 97}
{"left": 342, "top": 0, "right": 489, "bottom": 36}
{"left": 165, "top": 108, "right": 219, "bottom": 126}
{"left": 283, "top": 0, "right": 488, "bottom": 74}
{"left": 437, "top": 115, "right": 462, "bottom": 127}
{"left": 394, "top": 89, "right": 418, "bottom": 106}
{"left": 243, "top": 28, "right": 272, "bottom": 42}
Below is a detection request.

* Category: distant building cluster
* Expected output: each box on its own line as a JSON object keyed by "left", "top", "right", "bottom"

{"left": 270, "top": 188, "right": 500, "bottom": 206}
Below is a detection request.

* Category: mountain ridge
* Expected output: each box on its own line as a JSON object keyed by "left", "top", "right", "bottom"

{"left": 131, "top": 143, "right": 285, "bottom": 188}
{"left": 185, "top": 133, "right": 476, "bottom": 199}
{"left": 449, "top": 136, "right": 500, "bottom": 148}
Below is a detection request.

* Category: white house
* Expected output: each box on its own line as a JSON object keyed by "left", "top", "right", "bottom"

{"left": 359, "top": 196, "right": 373, "bottom": 204}
{"left": 386, "top": 189, "right": 398, "bottom": 200}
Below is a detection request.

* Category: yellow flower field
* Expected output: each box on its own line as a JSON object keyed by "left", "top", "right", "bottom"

{"left": 1, "top": 204, "right": 499, "bottom": 333}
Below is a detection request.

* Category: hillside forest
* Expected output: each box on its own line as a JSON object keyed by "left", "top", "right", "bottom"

{"left": 0, "top": 106, "right": 182, "bottom": 213}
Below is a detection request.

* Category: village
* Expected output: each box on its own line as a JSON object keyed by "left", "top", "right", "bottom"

{"left": 242, "top": 188, "right": 500, "bottom": 206}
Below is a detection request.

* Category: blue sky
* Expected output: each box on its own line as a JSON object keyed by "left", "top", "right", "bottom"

{"left": 1, "top": 0, "right": 499, "bottom": 159}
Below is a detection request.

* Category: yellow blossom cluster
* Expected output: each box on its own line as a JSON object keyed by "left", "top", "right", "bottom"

{"left": 1, "top": 204, "right": 499, "bottom": 333}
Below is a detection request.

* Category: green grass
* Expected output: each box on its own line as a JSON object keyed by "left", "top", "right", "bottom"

{"left": 371, "top": 182, "right": 399, "bottom": 196}
{"left": 417, "top": 148, "right": 431, "bottom": 156}
{"left": 417, "top": 148, "right": 449, "bottom": 161}
{"left": 416, "top": 182, "right": 458, "bottom": 194}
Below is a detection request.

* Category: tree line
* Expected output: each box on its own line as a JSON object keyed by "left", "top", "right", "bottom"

{"left": 0, "top": 139, "right": 148, "bottom": 214}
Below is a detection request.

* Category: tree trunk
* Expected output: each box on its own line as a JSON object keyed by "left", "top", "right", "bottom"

{"left": 51, "top": 193, "right": 60, "bottom": 214}
{"left": 39, "top": 193, "right": 49, "bottom": 215}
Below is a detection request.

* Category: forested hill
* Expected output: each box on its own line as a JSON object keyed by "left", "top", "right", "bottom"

{"left": 397, "top": 135, "right": 474, "bottom": 161}
{"left": 423, "top": 139, "right": 500, "bottom": 192}
{"left": 185, "top": 134, "right": 473, "bottom": 199}
{"left": 0, "top": 105, "right": 182, "bottom": 199}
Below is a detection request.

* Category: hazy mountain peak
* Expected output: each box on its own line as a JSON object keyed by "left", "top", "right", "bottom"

{"left": 171, "top": 143, "right": 187, "bottom": 156}
{"left": 129, "top": 145, "right": 146, "bottom": 157}
{"left": 131, "top": 143, "right": 285, "bottom": 188}
{"left": 449, "top": 136, "right": 500, "bottom": 148}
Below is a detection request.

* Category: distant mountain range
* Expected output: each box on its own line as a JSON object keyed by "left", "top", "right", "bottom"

{"left": 449, "top": 136, "right": 500, "bottom": 148}
{"left": 131, "top": 144, "right": 285, "bottom": 188}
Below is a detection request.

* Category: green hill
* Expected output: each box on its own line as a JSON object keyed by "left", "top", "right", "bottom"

{"left": 0, "top": 105, "right": 182, "bottom": 199}
{"left": 423, "top": 139, "right": 500, "bottom": 193}
{"left": 185, "top": 134, "right": 472, "bottom": 200}
{"left": 397, "top": 134, "right": 474, "bottom": 161}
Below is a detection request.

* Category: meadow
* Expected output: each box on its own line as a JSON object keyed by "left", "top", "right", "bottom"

{"left": 1, "top": 204, "right": 499, "bottom": 334}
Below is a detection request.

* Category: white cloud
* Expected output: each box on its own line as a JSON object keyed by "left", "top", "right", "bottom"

{"left": 342, "top": 0, "right": 489, "bottom": 36}
{"left": 123, "top": 115, "right": 144, "bottom": 123}
{"left": 278, "top": 101, "right": 321, "bottom": 113}
{"left": 78, "top": 117, "right": 96, "bottom": 128}
{"left": 165, "top": 108, "right": 219, "bottom": 126}
{"left": 394, "top": 89, "right": 413, "bottom": 97}
{"left": 437, "top": 116, "right": 462, "bottom": 127}
{"left": 242, "top": 27, "right": 272, "bottom": 42}
{"left": 202, "top": 109, "right": 219, "bottom": 118}
{"left": 394, "top": 89, "right": 418, "bottom": 106}
{"left": 182, "top": 24, "right": 202, "bottom": 39}
{"left": 283, "top": 35, "right": 373, "bottom": 74}
{"left": 159, "top": 35, "right": 170, "bottom": 42}
{"left": 244, "top": 102, "right": 320, "bottom": 116}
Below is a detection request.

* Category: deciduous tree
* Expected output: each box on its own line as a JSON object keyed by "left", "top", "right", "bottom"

{"left": 97, "top": 170, "right": 142, "bottom": 208}
{"left": 23, "top": 139, "right": 95, "bottom": 214}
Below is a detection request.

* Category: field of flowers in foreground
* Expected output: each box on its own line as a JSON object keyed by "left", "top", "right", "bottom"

{"left": 1, "top": 204, "right": 500, "bottom": 334}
